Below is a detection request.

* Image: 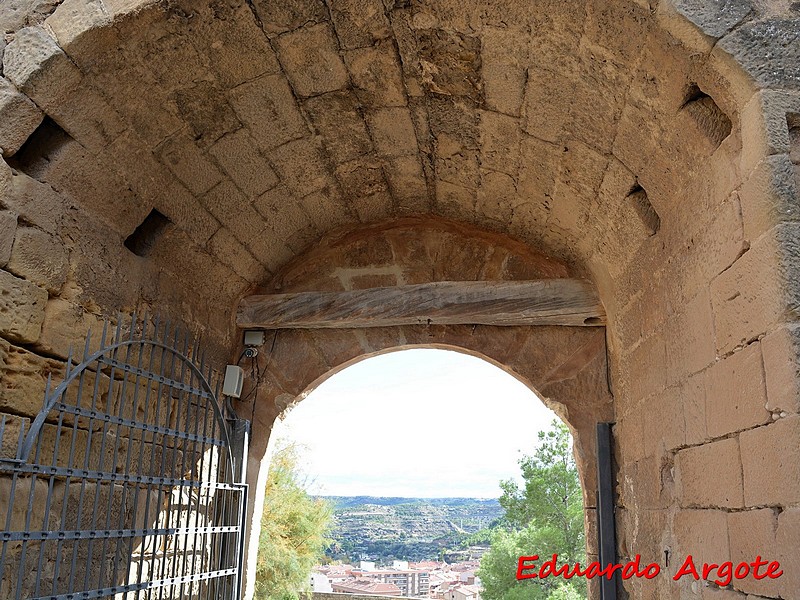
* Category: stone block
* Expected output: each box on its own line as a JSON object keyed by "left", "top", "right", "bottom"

{"left": 415, "top": 28, "right": 482, "bottom": 100}
{"left": 739, "top": 154, "right": 799, "bottom": 242}
{"left": 521, "top": 66, "right": 569, "bottom": 143}
{"left": 155, "top": 132, "right": 224, "bottom": 197}
{"left": 0, "top": 269, "right": 47, "bottom": 344}
{"left": 761, "top": 324, "right": 800, "bottom": 414}
{"left": 251, "top": 0, "right": 327, "bottom": 36}
{"left": 303, "top": 91, "right": 373, "bottom": 164}
{"left": 0, "top": 210, "right": 16, "bottom": 267}
{"left": 671, "top": 0, "right": 753, "bottom": 39}
{"left": 299, "top": 188, "right": 353, "bottom": 232}
{"left": 345, "top": 40, "right": 406, "bottom": 107}
{"left": 207, "top": 228, "right": 267, "bottom": 283}
{"left": 201, "top": 181, "right": 288, "bottom": 265}
{"left": 517, "top": 134, "right": 560, "bottom": 205}
{"left": 688, "top": 193, "right": 748, "bottom": 285}
{"left": 34, "top": 298, "right": 104, "bottom": 361}
{"left": 254, "top": 184, "right": 318, "bottom": 252}
{"left": 624, "top": 333, "right": 667, "bottom": 401}
{"left": 711, "top": 224, "right": 800, "bottom": 354}
{"left": 434, "top": 131, "right": 480, "bottom": 189}
{"left": 775, "top": 508, "right": 800, "bottom": 597}
{"left": 174, "top": 81, "right": 241, "bottom": 149}
{"left": 717, "top": 18, "right": 800, "bottom": 90}
{"left": 481, "top": 25, "right": 528, "bottom": 117}
{"left": 269, "top": 137, "right": 332, "bottom": 198}
{"left": 480, "top": 111, "right": 520, "bottom": 177}
{"left": 275, "top": 23, "right": 348, "bottom": 97}
{"left": 665, "top": 289, "right": 715, "bottom": 385}
{"left": 228, "top": 74, "right": 308, "bottom": 151}
{"left": 565, "top": 41, "right": 631, "bottom": 154}
{"left": 351, "top": 190, "right": 393, "bottom": 223}
{"left": 6, "top": 227, "right": 68, "bottom": 295}
{"left": 2, "top": 27, "right": 82, "bottom": 113}
{"left": 328, "top": 0, "right": 390, "bottom": 50}
{"left": 384, "top": 156, "right": 430, "bottom": 213}
{"left": 674, "top": 509, "right": 730, "bottom": 568}
{"left": 740, "top": 415, "right": 800, "bottom": 507}
{"left": 476, "top": 170, "right": 515, "bottom": 225}
{"left": 334, "top": 157, "right": 388, "bottom": 200}
{"left": 706, "top": 342, "right": 770, "bottom": 437}
{"left": 739, "top": 90, "right": 800, "bottom": 176}
{"left": 728, "top": 509, "right": 782, "bottom": 597}
{"left": 642, "top": 386, "right": 685, "bottom": 453}
{"left": 0, "top": 77, "right": 43, "bottom": 157}
{"left": 190, "top": 4, "right": 281, "bottom": 89}
{"left": 105, "top": 131, "right": 175, "bottom": 206}
{"left": 152, "top": 178, "right": 220, "bottom": 246}
{"left": 684, "top": 371, "right": 708, "bottom": 446}
{"left": 209, "top": 129, "right": 279, "bottom": 198}
{"left": 366, "top": 107, "right": 419, "bottom": 158}
{"left": 676, "top": 437, "right": 743, "bottom": 508}
{"left": 434, "top": 180, "right": 476, "bottom": 222}
{"left": 44, "top": 0, "right": 111, "bottom": 50}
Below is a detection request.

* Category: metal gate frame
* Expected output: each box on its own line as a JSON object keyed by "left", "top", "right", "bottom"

{"left": 0, "top": 316, "right": 249, "bottom": 600}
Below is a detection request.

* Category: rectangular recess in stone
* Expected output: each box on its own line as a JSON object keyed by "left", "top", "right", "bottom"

{"left": 124, "top": 209, "right": 173, "bottom": 257}
{"left": 626, "top": 185, "right": 660, "bottom": 236}
{"left": 680, "top": 84, "right": 732, "bottom": 149}
{"left": 7, "top": 116, "right": 72, "bottom": 182}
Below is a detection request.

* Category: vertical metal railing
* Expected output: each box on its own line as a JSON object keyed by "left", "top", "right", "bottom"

{"left": 0, "top": 316, "right": 249, "bottom": 600}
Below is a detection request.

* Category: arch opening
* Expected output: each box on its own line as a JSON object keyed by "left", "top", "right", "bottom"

{"left": 259, "top": 347, "right": 592, "bottom": 598}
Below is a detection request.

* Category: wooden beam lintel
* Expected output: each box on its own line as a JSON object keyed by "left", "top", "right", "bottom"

{"left": 237, "top": 279, "right": 605, "bottom": 330}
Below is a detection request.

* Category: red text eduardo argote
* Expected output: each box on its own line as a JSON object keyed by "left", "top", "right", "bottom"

{"left": 516, "top": 554, "right": 783, "bottom": 586}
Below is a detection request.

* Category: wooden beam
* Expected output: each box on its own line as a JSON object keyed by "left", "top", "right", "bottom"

{"left": 237, "top": 279, "right": 605, "bottom": 329}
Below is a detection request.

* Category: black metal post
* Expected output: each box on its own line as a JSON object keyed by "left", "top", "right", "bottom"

{"left": 596, "top": 422, "right": 618, "bottom": 600}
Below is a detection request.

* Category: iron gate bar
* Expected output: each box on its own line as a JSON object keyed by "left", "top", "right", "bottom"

{"left": 0, "top": 315, "right": 249, "bottom": 600}
{"left": 30, "top": 567, "right": 239, "bottom": 600}
{"left": 50, "top": 402, "right": 226, "bottom": 446}
{"left": 0, "top": 525, "right": 241, "bottom": 542}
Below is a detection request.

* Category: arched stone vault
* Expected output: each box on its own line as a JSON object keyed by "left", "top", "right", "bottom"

{"left": 235, "top": 218, "right": 613, "bottom": 596}
{"left": 1, "top": 0, "right": 800, "bottom": 597}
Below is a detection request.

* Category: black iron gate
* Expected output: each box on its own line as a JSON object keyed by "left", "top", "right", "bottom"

{"left": 0, "top": 317, "right": 249, "bottom": 600}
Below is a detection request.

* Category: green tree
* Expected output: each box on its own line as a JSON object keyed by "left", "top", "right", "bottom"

{"left": 255, "top": 442, "right": 333, "bottom": 600}
{"left": 477, "top": 420, "right": 586, "bottom": 600}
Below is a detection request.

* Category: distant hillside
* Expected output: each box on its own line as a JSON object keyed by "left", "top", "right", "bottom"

{"left": 319, "top": 497, "right": 502, "bottom": 563}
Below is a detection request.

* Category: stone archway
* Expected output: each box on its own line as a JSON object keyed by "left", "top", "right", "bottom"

{"left": 233, "top": 217, "right": 614, "bottom": 596}
{"left": 0, "top": 0, "right": 798, "bottom": 598}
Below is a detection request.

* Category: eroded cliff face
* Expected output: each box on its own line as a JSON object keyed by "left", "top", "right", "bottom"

{"left": 1, "top": 0, "right": 800, "bottom": 597}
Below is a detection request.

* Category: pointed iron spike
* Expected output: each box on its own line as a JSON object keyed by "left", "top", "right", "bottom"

{"left": 129, "top": 310, "right": 138, "bottom": 341}
{"left": 44, "top": 373, "right": 52, "bottom": 404}
{"left": 114, "top": 312, "right": 123, "bottom": 343}
{"left": 83, "top": 327, "right": 94, "bottom": 360}
{"left": 192, "top": 335, "right": 200, "bottom": 365}
{"left": 141, "top": 310, "right": 150, "bottom": 341}
{"left": 65, "top": 345, "right": 74, "bottom": 378}
{"left": 99, "top": 319, "right": 109, "bottom": 352}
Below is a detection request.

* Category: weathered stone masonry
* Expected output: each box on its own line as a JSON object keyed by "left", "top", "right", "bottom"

{"left": 1, "top": 0, "right": 800, "bottom": 598}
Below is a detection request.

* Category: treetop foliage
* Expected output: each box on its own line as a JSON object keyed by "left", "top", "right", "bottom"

{"left": 478, "top": 419, "right": 586, "bottom": 600}
{"left": 255, "top": 441, "right": 333, "bottom": 600}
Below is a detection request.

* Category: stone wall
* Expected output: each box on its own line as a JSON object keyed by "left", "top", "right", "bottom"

{"left": 0, "top": 0, "right": 798, "bottom": 598}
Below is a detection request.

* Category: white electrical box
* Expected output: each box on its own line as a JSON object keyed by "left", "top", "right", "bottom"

{"left": 223, "top": 365, "right": 244, "bottom": 398}
{"left": 244, "top": 330, "right": 265, "bottom": 346}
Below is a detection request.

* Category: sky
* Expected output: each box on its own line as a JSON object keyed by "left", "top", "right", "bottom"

{"left": 269, "top": 348, "right": 559, "bottom": 499}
